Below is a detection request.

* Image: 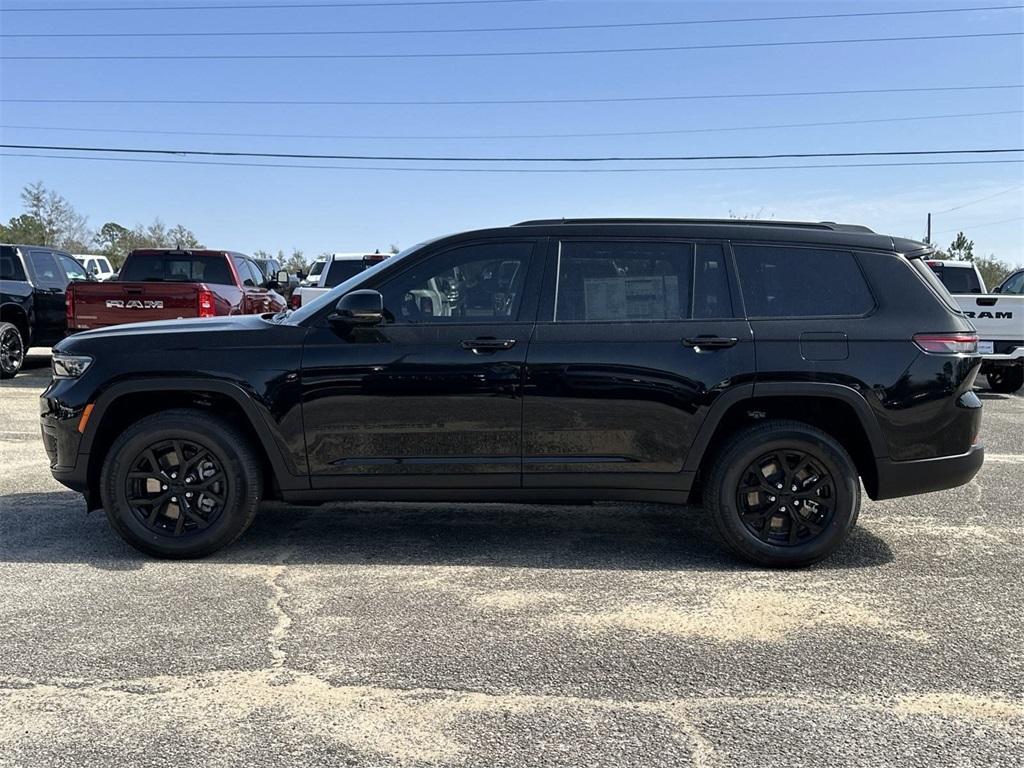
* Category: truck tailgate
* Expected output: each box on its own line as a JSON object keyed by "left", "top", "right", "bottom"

{"left": 954, "top": 294, "right": 1024, "bottom": 352}
{"left": 68, "top": 281, "right": 204, "bottom": 330}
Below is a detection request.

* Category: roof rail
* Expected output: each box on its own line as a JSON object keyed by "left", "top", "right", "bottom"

{"left": 511, "top": 217, "right": 874, "bottom": 233}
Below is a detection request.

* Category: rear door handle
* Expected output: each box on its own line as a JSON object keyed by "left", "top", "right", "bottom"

{"left": 460, "top": 337, "right": 517, "bottom": 354}
{"left": 683, "top": 336, "right": 738, "bottom": 351}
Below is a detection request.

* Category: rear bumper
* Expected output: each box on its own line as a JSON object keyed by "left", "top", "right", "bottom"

{"left": 979, "top": 346, "right": 1023, "bottom": 366}
{"left": 872, "top": 444, "right": 984, "bottom": 500}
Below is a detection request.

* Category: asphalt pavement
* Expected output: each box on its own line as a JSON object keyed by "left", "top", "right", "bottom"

{"left": 1, "top": 349, "right": 1022, "bottom": 767}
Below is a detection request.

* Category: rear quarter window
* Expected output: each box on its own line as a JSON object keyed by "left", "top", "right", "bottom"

{"left": 733, "top": 244, "right": 874, "bottom": 318}
{"left": 1, "top": 247, "right": 27, "bottom": 281}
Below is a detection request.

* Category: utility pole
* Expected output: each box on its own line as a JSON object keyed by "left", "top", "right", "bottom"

{"left": 925, "top": 212, "right": 931, "bottom": 244}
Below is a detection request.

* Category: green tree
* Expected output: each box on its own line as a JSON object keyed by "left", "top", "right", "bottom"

{"left": 0, "top": 213, "right": 47, "bottom": 245}
{"left": 973, "top": 255, "right": 1014, "bottom": 292}
{"left": 947, "top": 231, "right": 975, "bottom": 262}
{"left": 21, "top": 181, "right": 93, "bottom": 250}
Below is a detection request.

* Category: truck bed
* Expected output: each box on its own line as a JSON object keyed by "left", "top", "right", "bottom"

{"left": 66, "top": 281, "right": 218, "bottom": 331}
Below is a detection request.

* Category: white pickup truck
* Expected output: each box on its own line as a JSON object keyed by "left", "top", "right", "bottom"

{"left": 927, "top": 259, "right": 1024, "bottom": 393}
{"left": 289, "top": 251, "right": 389, "bottom": 309}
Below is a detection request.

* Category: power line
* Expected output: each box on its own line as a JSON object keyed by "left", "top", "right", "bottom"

{"left": 0, "top": 0, "right": 541, "bottom": 12}
{"left": 4, "top": 110, "right": 1021, "bottom": 142}
{"left": 933, "top": 217, "right": 1024, "bottom": 236}
{"left": 2, "top": 31, "right": 1020, "bottom": 60}
{"left": 3, "top": 151, "right": 1022, "bottom": 173}
{"left": 932, "top": 184, "right": 1024, "bottom": 214}
{"left": 4, "top": 84, "right": 1020, "bottom": 107}
{"left": 4, "top": 143, "right": 1021, "bottom": 163}
{"left": 3, "top": 3, "right": 1020, "bottom": 37}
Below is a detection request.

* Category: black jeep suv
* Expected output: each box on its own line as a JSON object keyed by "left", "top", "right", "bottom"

{"left": 41, "top": 219, "right": 984, "bottom": 566}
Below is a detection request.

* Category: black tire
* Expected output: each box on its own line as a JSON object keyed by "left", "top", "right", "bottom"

{"left": 987, "top": 367, "right": 1023, "bottom": 394}
{"left": 0, "top": 321, "right": 25, "bottom": 379}
{"left": 100, "top": 408, "right": 263, "bottom": 558}
{"left": 703, "top": 419, "right": 861, "bottom": 568}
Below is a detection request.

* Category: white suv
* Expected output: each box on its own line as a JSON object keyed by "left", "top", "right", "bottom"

{"left": 75, "top": 254, "right": 116, "bottom": 281}
{"left": 290, "top": 252, "right": 388, "bottom": 308}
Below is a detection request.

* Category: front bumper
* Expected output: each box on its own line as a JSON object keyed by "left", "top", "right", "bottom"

{"left": 40, "top": 395, "right": 90, "bottom": 496}
{"left": 872, "top": 444, "right": 985, "bottom": 500}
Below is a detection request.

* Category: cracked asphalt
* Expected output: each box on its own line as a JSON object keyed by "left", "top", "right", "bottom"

{"left": 2, "top": 349, "right": 1022, "bottom": 767}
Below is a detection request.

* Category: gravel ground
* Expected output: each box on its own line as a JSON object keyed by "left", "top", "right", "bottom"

{"left": 2, "top": 349, "right": 1022, "bottom": 768}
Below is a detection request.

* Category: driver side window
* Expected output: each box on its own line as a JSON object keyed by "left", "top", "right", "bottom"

{"left": 379, "top": 241, "right": 534, "bottom": 324}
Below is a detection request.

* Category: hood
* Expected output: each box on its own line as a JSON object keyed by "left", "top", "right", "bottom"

{"left": 55, "top": 314, "right": 273, "bottom": 352}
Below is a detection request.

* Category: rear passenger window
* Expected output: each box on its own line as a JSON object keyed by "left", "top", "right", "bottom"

{"left": 734, "top": 245, "right": 873, "bottom": 318}
{"left": 556, "top": 241, "right": 693, "bottom": 322}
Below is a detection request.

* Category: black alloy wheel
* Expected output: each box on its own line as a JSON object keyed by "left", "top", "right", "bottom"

{"left": 124, "top": 439, "right": 228, "bottom": 537}
{"left": 704, "top": 419, "right": 860, "bottom": 567}
{"left": 100, "top": 408, "right": 262, "bottom": 558}
{"left": 736, "top": 450, "right": 836, "bottom": 547}
{"left": 0, "top": 322, "right": 25, "bottom": 378}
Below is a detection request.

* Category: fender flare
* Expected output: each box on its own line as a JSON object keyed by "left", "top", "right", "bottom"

{"left": 80, "top": 376, "right": 308, "bottom": 491}
{"left": 682, "top": 381, "right": 888, "bottom": 474}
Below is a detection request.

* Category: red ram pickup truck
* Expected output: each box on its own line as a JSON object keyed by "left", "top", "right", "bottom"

{"left": 66, "top": 249, "right": 286, "bottom": 331}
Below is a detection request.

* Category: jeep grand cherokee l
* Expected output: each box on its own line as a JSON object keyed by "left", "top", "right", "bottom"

{"left": 41, "top": 219, "right": 984, "bottom": 566}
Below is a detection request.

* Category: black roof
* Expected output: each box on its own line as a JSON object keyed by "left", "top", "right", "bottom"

{"left": 497, "top": 218, "right": 927, "bottom": 255}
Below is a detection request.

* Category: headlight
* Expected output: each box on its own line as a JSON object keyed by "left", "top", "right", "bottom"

{"left": 52, "top": 353, "right": 93, "bottom": 379}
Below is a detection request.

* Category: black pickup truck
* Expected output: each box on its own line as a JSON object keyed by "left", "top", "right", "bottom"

{"left": 1, "top": 243, "right": 90, "bottom": 377}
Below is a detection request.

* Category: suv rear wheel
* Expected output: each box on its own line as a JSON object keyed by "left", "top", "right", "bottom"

{"left": 100, "top": 408, "right": 263, "bottom": 558}
{"left": 704, "top": 420, "right": 861, "bottom": 568}
{"left": 987, "top": 367, "right": 1023, "bottom": 394}
{"left": 0, "top": 321, "right": 25, "bottom": 379}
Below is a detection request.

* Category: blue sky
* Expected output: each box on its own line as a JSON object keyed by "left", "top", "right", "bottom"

{"left": 1, "top": 0, "right": 1022, "bottom": 264}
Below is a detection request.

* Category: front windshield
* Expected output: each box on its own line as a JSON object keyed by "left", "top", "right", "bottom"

{"left": 286, "top": 238, "right": 439, "bottom": 324}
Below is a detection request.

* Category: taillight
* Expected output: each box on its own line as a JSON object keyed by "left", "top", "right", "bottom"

{"left": 65, "top": 285, "right": 74, "bottom": 327}
{"left": 197, "top": 288, "right": 216, "bottom": 318}
{"left": 290, "top": 292, "right": 302, "bottom": 309}
{"left": 913, "top": 333, "right": 978, "bottom": 354}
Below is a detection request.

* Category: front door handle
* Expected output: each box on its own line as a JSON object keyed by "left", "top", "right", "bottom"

{"left": 683, "top": 336, "right": 738, "bottom": 351}
{"left": 460, "top": 337, "right": 517, "bottom": 354}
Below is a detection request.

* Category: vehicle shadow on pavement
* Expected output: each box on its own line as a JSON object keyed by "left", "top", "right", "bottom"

{"left": 977, "top": 391, "right": 1020, "bottom": 402}
{"left": 0, "top": 491, "right": 893, "bottom": 572}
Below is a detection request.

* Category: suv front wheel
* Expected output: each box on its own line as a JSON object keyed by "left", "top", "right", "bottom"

{"left": 704, "top": 420, "right": 861, "bottom": 568}
{"left": 100, "top": 408, "right": 263, "bottom": 558}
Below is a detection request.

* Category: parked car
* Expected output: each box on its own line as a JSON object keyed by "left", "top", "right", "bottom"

{"left": 926, "top": 259, "right": 1023, "bottom": 393}
{"left": 65, "top": 249, "right": 286, "bottom": 332}
{"left": 994, "top": 268, "right": 1024, "bottom": 295}
{"left": 289, "top": 251, "right": 389, "bottom": 308}
{"left": 75, "top": 254, "right": 117, "bottom": 281}
{"left": 1, "top": 243, "right": 90, "bottom": 378}
{"left": 252, "top": 256, "right": 299, "bottom": 299}
{"left": 42, "top": 219, "right": 984, "bottom": 565}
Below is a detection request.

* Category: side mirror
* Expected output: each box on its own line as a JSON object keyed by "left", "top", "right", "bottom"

{"left": 276, "top": 270, "right": 289, "bottom": 285}
{"left": 329, "top": 289, "right": 384, "bottom": 327}
{"left": 992, "top": 285, "right": 1001, "bottom": 294}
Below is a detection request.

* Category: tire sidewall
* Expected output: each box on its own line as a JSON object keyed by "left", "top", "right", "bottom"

{"left": 988, "top": 367, "right": 1023, "bottom": 394}
{"left": 0, "top": 322, "right": 25, "bottom": 378}
{"left": 101, "top": 419, "right": 257, "bottom": 558}
{"left": 714, "top": 429, "right": 860, "bottom": 566}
